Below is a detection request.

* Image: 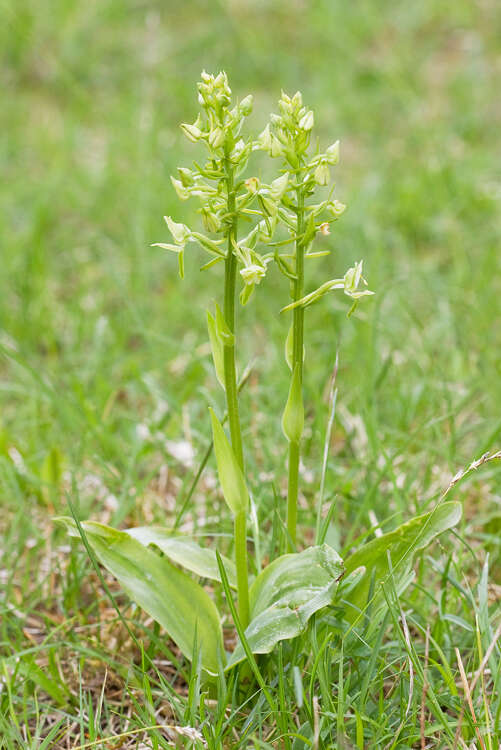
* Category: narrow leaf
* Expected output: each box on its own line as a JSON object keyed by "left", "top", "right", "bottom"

{"left": 285, "top": 324, "right": 294, "bottom": 371}
{"left": 285, "top": 324, "right": 305, "bottom": 371}
{"left": 209, "top": 408, "right": 249, "bottom": 515}
{"left": 215, "top": 303, "right": 235, "bottom": 346}
{"left": 207, "top": 311, "right": 226, "bottom": 390}
{"left": 282, "top": 363, "right": 304, "bottom": 443}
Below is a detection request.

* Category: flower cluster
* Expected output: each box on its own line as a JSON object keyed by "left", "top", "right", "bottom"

{"left": 154, "top": 74, "right": 373, "bottom": 314}
{"left": 154, "top": 71, "right": 289, "bottom": 303}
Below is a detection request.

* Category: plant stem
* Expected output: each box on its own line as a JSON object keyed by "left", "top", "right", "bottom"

{"left": 287, "top": 184, "right": 306, "bottom": 549}
{"left": 224, "top": 158, "right": 250, "bottom": 628}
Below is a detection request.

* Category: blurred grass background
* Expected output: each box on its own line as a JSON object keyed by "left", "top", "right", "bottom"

{"left": 1, "top": 0, "right": 501, "bottom": 744}
{"left": 2, "top": 0, "right": 500, "bottom": 511}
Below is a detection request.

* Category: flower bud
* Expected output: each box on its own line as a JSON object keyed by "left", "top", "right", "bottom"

{"left": 259, "top": 193, "right": 278, "bottom": 217}
{"left": 314, "top": 162, "right": 330, "bottom": 186}
{"left": 230, "top": 139, "right": 245, "bottom": 158}
{"left": 180, "top": 121, "right": 202, "bottom": 143}
{"left": 270, "top": 134, "right": 284, "bottom": 157}
{"left": 208, "top": 127, "right": 225, "bottom": 149}
{"left": 270, "top": 172, "right": 289, "bottom": 201}
{"left": 291, "top": 91, "right": 303, "bottom": 109}
{"left": 201, "top": 207, "right": 221, "bottom": 233}
{"left": 239, "top": 94, "right": 253, "bottom": 115}
{"left": 170, "top": 176, "right": 189, "bottom": 201}
{"left": 299, "top": 110, "right": 314, "bottom": 131}
{"left": 279, "top": 92, "right": 292, "bottom": 116}
{"left": 326, "top": 140, "right": 340, "bottom": 165}
{"left": 258, "top": 124, "right": 273, "bottom": 151}
{"left": 214, "top": 71, "right": 226, "bottom": 88}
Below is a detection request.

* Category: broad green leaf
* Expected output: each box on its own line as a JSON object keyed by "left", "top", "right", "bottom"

{"left": 56, "top": 518, "right": 224, "bottom": 674}
{"left": 125, "top": 526, "right": 237, "bottom": 589}
{"left": 207, "top": 310, "right": 225, "bottom": 389}
{"left": 343, "top": 501, "right": 462, "bottom": 620}
{"left": 282, "top": 363, "right": 304, "bottom": 444}
{"left": 209, "top": 408, "right": 249, "bottom": 515}
{"left": 227, "top": 545, "right": 343, "bottom": 668}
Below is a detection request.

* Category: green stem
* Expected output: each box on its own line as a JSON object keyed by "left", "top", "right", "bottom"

{"left": 287, "top": 185, "right": 306, "bottom": 549}
{"left": 224, "top": 158, "right": 250, "bottom": 628}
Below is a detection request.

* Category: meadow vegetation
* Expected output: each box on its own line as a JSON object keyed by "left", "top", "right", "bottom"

{"left": 1, "top": 1, "right": 500, "bottom": 748}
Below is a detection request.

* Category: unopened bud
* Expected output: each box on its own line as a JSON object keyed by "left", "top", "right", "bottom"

{"left": 314, "top": 162, "right": 330, "bottom": 186}
{"left": 259, "top": 193, "right": 278, "bottom": 217}
{"left": 299, "top": 110, "right": 314, "bottom": 131}
{"left": 258, "top": 124, "right": 272, "bottom": 151}
{"left": 201, "top": 207, "right": 221, "bottom": 233}
{"left": 239, "top": 94, "right": 253, "bottom": 115}
{"left": 326, "top": 140, "right": 340, "bottom": 165}
{"left": 180, "top": 122, "right": 202, "bottom": 143}
{"left": 209, "top": 127, "right": 225, "bottom": 149}
{"left": 270, "top": 134, "right": 284, "bottom": 157}
{"left": 270, "top": 172, "right": 289, "bottom": 201}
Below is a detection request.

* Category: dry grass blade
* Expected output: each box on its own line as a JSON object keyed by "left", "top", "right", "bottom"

{"left": 455, "top": 647, "right": 486, "bottom": 750}
{"left": 453, "top": 620, "right": 501, "bottom": 749}
{"left": 421, "top": 624, "right": 430, "bottom": 750}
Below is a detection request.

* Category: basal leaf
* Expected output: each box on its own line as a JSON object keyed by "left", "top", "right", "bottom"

{"left": 125, "top": 526, "right": 237, "bottom": 589}
{"left": 227, "top": 544, "right": 343, "bottom": 668}
{"left": 56, "top": 518, "right": 224, "bottom": 674}
{"left": 343, "top": 501, "right": 462, "bottom": 620}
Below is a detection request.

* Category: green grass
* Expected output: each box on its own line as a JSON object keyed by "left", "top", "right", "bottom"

{"left": 1, "top": 0, "right": 500, "bottom": 747}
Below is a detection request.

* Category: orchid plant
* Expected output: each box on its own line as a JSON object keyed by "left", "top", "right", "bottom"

{"left": 56, "top": 72, "right": 461, "bottom": 680}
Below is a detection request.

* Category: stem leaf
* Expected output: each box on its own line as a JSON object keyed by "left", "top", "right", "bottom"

{"left": 215, "top": 302, "right": 235, "bottom": 346}
{"left": 207, "top": 310, "right": 226, "bottom": 389}
{"left": 209, "top": 408, "right": 249, "bottom": 515}
{"left": 282, "top": 362, "right": 304, "bottom": 443}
